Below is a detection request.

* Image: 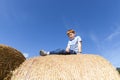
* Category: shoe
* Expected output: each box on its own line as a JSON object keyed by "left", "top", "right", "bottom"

{"left": 40, "top": 50, "right": 47, "bottom": 56}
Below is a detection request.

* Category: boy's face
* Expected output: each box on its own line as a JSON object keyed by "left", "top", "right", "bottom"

{"left": 67, "top": 33, "right": 75, "bottom": 40}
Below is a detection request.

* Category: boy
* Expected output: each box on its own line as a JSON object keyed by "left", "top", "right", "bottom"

{"left": 40, "top": 29, "right": 82, "bottom": 56}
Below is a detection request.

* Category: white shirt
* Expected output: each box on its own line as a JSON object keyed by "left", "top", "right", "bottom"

{"left": 67, "top": 36, "right": 82, "bottom": 53}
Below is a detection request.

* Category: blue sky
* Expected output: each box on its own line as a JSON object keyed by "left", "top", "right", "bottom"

{"left": 0, "top": 0, "right": 120, "bottom": 67}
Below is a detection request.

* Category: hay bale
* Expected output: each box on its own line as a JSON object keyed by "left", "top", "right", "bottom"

{"left": 0, "top": 44, "right": 26, "bottom": 80}
{"left": 11, "top": 54, "right": 120, "bottom": 80}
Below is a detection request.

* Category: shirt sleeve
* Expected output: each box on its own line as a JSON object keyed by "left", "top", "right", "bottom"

{"left": 77, "top": 36, "right": 82, "bottom": 42}
{"left": 67, "top": 41, "right": 70, "bottom": 47}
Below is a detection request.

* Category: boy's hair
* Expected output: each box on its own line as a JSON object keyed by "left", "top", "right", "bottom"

{"left": 66, "top": 29, "right": 76, "bottom": 35}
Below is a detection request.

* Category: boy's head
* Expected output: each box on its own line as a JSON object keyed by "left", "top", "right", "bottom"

{"left": 66, "top": 29, "right": 76, "bottom": 39}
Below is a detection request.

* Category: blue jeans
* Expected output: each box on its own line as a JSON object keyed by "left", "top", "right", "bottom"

{"left": 50, "top": 49, "right": 77, "bottom": 55}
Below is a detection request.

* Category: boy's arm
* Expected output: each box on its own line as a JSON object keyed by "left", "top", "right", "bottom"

{"left": 66, "top": 45, "right": 70, "bottom": 53}
{"left": 78, "top": 41, "right": 82, "bottom": 53}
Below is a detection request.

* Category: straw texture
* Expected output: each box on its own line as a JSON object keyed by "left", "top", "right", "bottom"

{"left": 0, "top": 44, "right": 26, "bottom": 80}
{"left": 11, "top": 54, "right": 120, "bottom": 80}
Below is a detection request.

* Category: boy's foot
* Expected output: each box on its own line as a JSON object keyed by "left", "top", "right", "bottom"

{"left": 40, "top": 50, "right": 48, "bottom": 56}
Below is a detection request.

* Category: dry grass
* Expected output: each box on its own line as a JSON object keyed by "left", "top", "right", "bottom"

{"left": 0, "top": 44, "right": 26, "bottom": 80}
{"left": 11, "top": 54, "right": 120, "bottom": 80}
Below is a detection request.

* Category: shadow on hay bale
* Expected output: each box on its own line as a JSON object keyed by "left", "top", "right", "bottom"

{"left": 11, "top": 54, "right": 120, "bottom": 80}
{"left": 0, "top": 44, "right": 26, "bottom": 80}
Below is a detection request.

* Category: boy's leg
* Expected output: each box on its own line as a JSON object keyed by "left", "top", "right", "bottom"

{"left": 69, "top": 50, "right": 77, "bottom": 54}
{"left": 50, "top": 49, "right": 68, "bottom": 55}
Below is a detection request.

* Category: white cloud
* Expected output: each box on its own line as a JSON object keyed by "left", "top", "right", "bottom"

{"left": 106, "top": 26, "right": 120, "bottom": 41}
{"left": 89, "top": 27, "right": 120, "bottom": 67}
{"left": 23, "top": 53, "right": 29, "bottom": 58}
{"left": 106, "top": 31, "right": 120, "bottom": 41}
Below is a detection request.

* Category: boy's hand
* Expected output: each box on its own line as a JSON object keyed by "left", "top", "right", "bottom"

{"left": 66, "top": 49, "right": 69, "bottom": 53}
